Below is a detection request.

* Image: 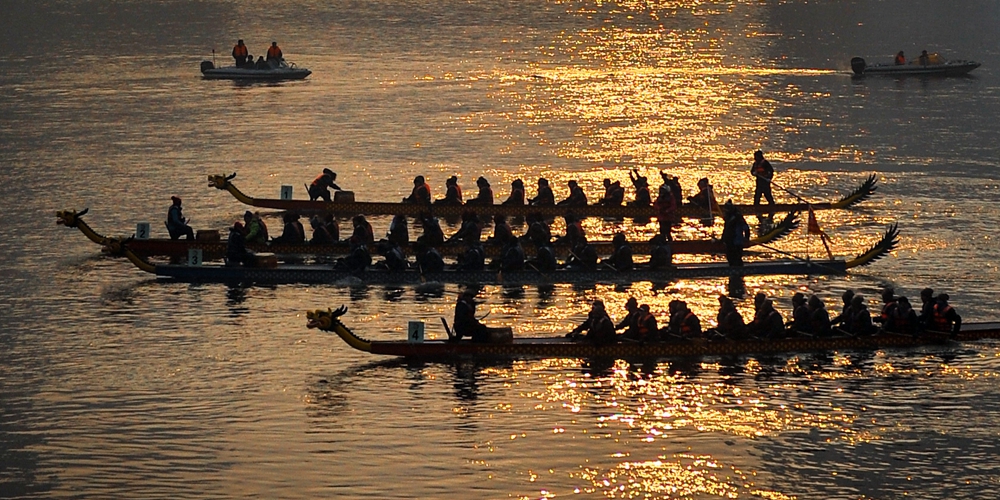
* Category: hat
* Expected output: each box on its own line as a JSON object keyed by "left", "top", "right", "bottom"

{"left": 171, "top": 195, "right": 181, "bottom": 204}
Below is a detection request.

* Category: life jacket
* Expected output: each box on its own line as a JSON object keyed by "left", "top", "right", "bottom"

{"left": 233, "top": 44, "right": 248, "bottom": 57}
{"left": 410, "top": 183, "right": 431, "bottom": 203}
{"left": 267, "top": 45, "right": 282, "bottom": 58}
{"left": 932, "top": 303, "right": 953, "bottom": 331}
{"left": 679, "top": 311, "right": 697, "bottom": 336}
{"left": 880, "top": 299, "right": 897, "bottom": 322}
{"left": 453, "top": 184, "right": 462, "bottom": 202}
{"left": 507, "top": 187, "right": 524, "bottom": 204}
{"left": 891, "top": 311, "right": 912, "bottom": 331}
{"left": 635, "top": 186, "right": 650, "bottom": 205}
{"left": 637, "top": 311, "right": 655, "bottom": 338}
{"left": 311, "top": 173, "right": 331, "bottom": 188}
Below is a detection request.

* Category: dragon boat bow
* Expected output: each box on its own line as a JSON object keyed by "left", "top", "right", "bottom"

{"left": 307, "top": 306, "right": 1000, "bottom": 359}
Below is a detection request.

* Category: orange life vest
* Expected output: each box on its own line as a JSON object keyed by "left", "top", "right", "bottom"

{"left": 679, "top": 311, "right": 696, "bottom": 335}
{"left": 932, "top": 303, "right": 953, "bottom": 331}
{"left": 233, "top": 44, "right": 248, "bottom": 57}
{"left": 267, "top": 45, "right": 282, "bottom": 58}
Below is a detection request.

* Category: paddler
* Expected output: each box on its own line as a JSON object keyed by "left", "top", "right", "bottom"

{"left": 308, "top": 168, "right": 341, "bottom": 202}
{"left": 930, "top": 293, "right": 962, "bottom": 335}
{"left": 403, "top": 175, "right": 432, "bottom": 204}
{"left": 453, "top": 288, "right": 490, "bottom": 342}
{"left": 557, "top": 180, "right": 587, "bottom": 207}
{"left": 503, "top": 179, "right": 525, "bottom": 205}
{"left": 348, "top": 215, "right": 375, "bottom": 246}
{"left": 687, "top": 177, "right": 718, "bottom": 213}
{"left": 566, "top": 300, "right": 618, "bottom": 345}
{"left": 627, "top": 170, "right": 651, "bottom": 208}
{"left": 433, "top": 175, "right": 462, "bottom": 205}
{"left": 751, "top": 150, "right": 775, "bottom": 207}
{"left": 528, "top": 178, "right": 555, "bottom": 206}
{"left": 465, "top": 176, "right": 494, "bottom": 205}
{"left": 226, "top": 221, "right": 253, "bottom": 267}
{"left": 232, "top": 39, "right": 250, "bottom": 67}
{"left": 243, "top": 211, "right": 268, "bottom": 245}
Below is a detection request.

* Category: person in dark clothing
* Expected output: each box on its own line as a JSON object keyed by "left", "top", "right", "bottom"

{"left": 403, "top": 176, "right": 432, "bottom": 204}
{"left": 503, "top": 179, "right": 525, "bottom": 205}
{"left": 388, "top": 214, "right": 408, "bottom": 245}
{"left": 567, "top": 300, "right": 617, "bottom": 345}
{"left": 446, "top": 211, "right": 483, "bottom": 244}
{"left": 616, "top": 298, "right": 642, "bottom": 340}
{"left": 807, "top": 295, "right": 832, "bottom": 337}
{"left": 334, "top": 237, "right": 371, "bottom": 271}
{"left": 308, "top": 168, "right": 341, "bottom": 202}
{"left": 266, "top": 41, "right": 283, "bottom": 63}
{"left": 529, "top": 178, "right": 555, "bottom": 206}
{"left": 598, "top": 178, "right": 625, "bottom": 206}
{"left": 648, "top": 233, "right": 673, "bottom": 270}
{"left": 225, "top": 222, "right": 253, "bottom": 267}
{"left": 748, "top": 298, "right": 783, "bottom": 339}
{"left": 486, "top": 214, "right": 513, "bottom": 247}
{"left": 885, "top": 296, "right": 919, "bottom": 335}
{"left": 456, "top": 240, "right": 485, "bottom": 271}
{"left": 687, "top": 177, "right": 717, "bottom": 213}
{"left": 557, "top": 180, "right": 587, "bottom": 207}
{"left": 434, "top": 175, "right": 463, "bottom": 205}
{"left": 565, "top": 239, "right": 598, "bottom": 271}
{"left": 232, "top": 39, "right": 249, "bottom": 67}
{"left": 453, "top": 288, "right": 490, "bottom": 342}
{"left": 721, "top": 200, "right": 750, "bottom": 266}
{"left": 628, "top": 170, "right": 651, "bottom": 207}
{"left": 831, "top": 289, "right": 856, "bottom": 328}
{"left": 413, "top": 241, "right": 445, "bottom": 273}
{"left": 417, "top": 214, "right": 445, "bottom": 246}
{"left": 272, "top": 213, "right": 306, "bottom": 244}
{"left": 465, "top": 176, "right": 494, "bottom": 205}
{"left": 669, "top": 300, "right": 702, "bottom": 339}
{"left": 530, "top": 243, "right": 558, "bottom": 273}
{"left": 917, "top": 287, "right": 937, "bottom": 328}
{"left": 349, "top": 215, "right": 375, "bottom": 246}
{"left": 375, "top": 240, "right": 408, "bottom": 271}
{"left": 602, "top": 233, "right": 633, "bottom": 271}
{"left": 654, "top": 177, "right": 677, "bottom": 239}
{"left": 873, "top": 287, "right": 898, "bottom": 325}
{"left": 788, "top": 293, "right": 809, "bottom": 333}
{"left": 847, "top": 295, "right": 875, "bottom": 335}
{"left": 751, "top": 150, "right": 775, "bottom": 206}
{"left": 496, "top": 237, "right": 525, "bottom": 272}
{"left": 166, "top": 196, "right": 195, "bottom": 240}
{"left": 930, "top": 293, "right": 962, "bottom": 335}
{"left": 553, "top": 213, "right": 585, "bottom": 247}
{"left": 254, "top": 56, "right": 268, "bottom": 70}
{"left": 309, "top": 215, "right": 335, "bottom": 244}
{"left": 523, "top": 214, "right": 551, "bottom": 248}
{"left": 715, "top": 295, "right": 747, "bottom": 339}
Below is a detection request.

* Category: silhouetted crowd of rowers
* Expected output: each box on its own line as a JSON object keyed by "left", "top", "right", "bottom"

{"left": 526, "top": 287, "right": 960, "bottom": 345}
{"left": 225, "top": 166, "right": 759, "bottom": 269}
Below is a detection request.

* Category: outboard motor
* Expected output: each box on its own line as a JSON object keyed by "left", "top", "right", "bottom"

{"left": 200, "top": 60, "right": 215, "bottom": 74}
{"left": 850, "top": 57, "right": 866, "bottom": 75}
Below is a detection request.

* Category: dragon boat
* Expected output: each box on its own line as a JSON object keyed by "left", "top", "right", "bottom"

{"left": 56, "top": 209, "right": 798, "bottom": 260}
{"left": 77, "top": 222, "right": 898, "bottom": 285}
{"left": 307, "top": 306, "right": 1000, "bottom": 360}
{"left": 208, "top": 172, "right": 878, "bottom": 220}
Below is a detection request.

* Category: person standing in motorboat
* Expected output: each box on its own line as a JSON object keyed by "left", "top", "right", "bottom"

{"left": 232, "top": 39, "right": 250, "bottom": 67}
{"left": 267, "top": 42, "right": 283, "bottom": 66}
{"left": 894, "top": 51, "right": 906, "bottom": 65}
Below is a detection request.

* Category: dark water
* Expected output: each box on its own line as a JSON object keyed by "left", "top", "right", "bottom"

{"left": 2, "top": 0, "right": 1000, "bottom": 498}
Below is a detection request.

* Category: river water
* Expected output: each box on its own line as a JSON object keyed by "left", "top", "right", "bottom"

{"left": 3, "top": 0, "right": 1000, "bottom": 498}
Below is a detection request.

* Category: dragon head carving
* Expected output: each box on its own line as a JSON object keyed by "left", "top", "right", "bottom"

{"left": 208, "top": 172, "right": 237, "bottom": 190}
{"left": 56, "top": 208, "right": 89, "bottom": 227}
{"left": 306, "top": 305, "right": 348, "bottom": 331}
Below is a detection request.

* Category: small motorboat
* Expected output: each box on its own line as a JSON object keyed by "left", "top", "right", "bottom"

{"left": 200, "top": 60, "right": 311, "bottom": 81}
{"left": 851, "top": 53, "right": 980, "bottom": 77}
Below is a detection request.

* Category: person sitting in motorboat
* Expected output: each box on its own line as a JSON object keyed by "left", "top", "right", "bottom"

{"left": 308, "top": 168, "right": 341, "bottom": 202}
{"left": 348, "top": 215, "right": 375, "bottom": 246}
{"left": 334, "top": 236, "right": 371, "bottom": 271}
{"left": 266, "top": 41, "right": 283, "bottom": 65}
{"left": 557, "top": 180, "right": 587, "bottom": 207}
{"left": 226, "top": 221, "right": 254, "bottom": 267}
{"left": 566, "top": 300, "right": 618, "bottom": 345}
{"left": 434, "top": 175, "right": 463, "bottom": 205}
{"left": 403, "top": 175, "right": 432, "bottom": 205}
{"left": 165, "top": 196, "right": 194, "bottom": 240}
{"left": 465, "top": 176, "right": 494, "bottom": 205}
{"left": 375, "top": 239, "right": 408, "bottom": 272}
{"left": 309, "top": 215, "right": 335, "bottom": 244}
{"left": 243, "top": 211, "right": 268, "bottom": 245}
{"left": 930, "top": 293, "right": 962, "bottom": 335}
{"left": 272, "top": 212, "right": 306, "bottom": 244}
{"left": 528, "top": 178, "right": 555, "bottom": 206}
{"left": 232, "top": 39, "right": 250, "bottom": 67}
{"left": 602, "top": 232, "right": 633, "bottom": 271}
{"left": 648, "top": 233, "right": 673, "bottom": 270}
{"left": 413, "top": 241, "right": 445, "bottom": 273}
{"left": 453, "top": 288, "right": 490, "bottom": 342}
{"left": 894, "top": 51, "right": 906, "bottom": 65}
{"left": 254, "top": 56, "right": 269, "bottom": 70}
{"left": 388, "top": 214, "right": 408, "bottom": 245}
{"left": 918, "top": 50, "right": 930, "bottom": 66}
{"left": 503, "top": 179, "right": 525, "bottom": 205}
{"left": 416, "top": 213, "right": 444, "bottom": 246}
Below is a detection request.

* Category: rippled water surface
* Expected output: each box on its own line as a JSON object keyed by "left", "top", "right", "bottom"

{"left": 3, "top": 0, "right": 1000, "bottom": 498}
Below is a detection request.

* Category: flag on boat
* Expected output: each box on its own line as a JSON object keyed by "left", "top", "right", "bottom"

{"left": 807, "top": 205, "right": 833, "bottom": 259}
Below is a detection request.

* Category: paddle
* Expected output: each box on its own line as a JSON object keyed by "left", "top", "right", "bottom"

{"left": 440, "top": 317, "right": 456, "bottom": 340}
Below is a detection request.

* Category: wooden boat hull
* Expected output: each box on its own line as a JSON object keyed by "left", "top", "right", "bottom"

{"left": 307, "top": 307, "right": 1000, "bottom": 359}
{"left": 135, "top": 258, "right": 848, "bottom": 284}
{"left": 208, "top": 173, "right": 878, "bottom": 220}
